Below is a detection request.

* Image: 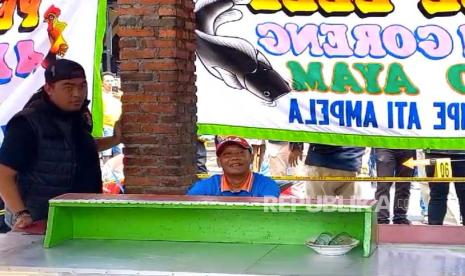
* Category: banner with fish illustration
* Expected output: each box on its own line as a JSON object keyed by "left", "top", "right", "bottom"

{"left": 0, "top": 0, "right": 106, "bottom": 145}
{"left": 196, "top": 0, "right": 465, "bottom": 150}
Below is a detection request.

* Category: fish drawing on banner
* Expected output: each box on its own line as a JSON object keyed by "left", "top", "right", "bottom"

{"left": 195, "top": 0, "right": 291, "bottom": 103}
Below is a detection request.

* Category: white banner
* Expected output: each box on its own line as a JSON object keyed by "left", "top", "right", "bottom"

{"left": 196, "top": 0, "right": 465, "bottom": 149}
{"left": 0, "top": 0, "right": 100, "bottom": 143}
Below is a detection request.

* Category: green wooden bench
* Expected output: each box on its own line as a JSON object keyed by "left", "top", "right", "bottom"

{"left": 44, "top": 194, "right": 377, "bottom": 257}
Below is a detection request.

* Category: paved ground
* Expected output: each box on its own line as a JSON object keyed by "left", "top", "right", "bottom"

{"left": 1, "top": 232, "right": 464, "bottom": 276}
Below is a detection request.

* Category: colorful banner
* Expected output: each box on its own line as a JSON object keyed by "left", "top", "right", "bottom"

{"left": 196, "top": 0, "right": 465, "bottom": 149}
{"left": 0, "top": 0, "right": 106, "bottom": 144}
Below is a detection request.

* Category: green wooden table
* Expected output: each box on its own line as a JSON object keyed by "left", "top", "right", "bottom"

{"left": 44, "top": 194, "right": 377, "bottom": 257}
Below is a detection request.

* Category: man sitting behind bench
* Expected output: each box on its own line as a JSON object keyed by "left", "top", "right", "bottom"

{"left": 187, "top": 136, "right": 280, "bottom": 197}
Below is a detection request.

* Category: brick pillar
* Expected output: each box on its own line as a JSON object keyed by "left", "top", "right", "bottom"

{"left": 117, "top": 0, "right": 197, "bottom": 194}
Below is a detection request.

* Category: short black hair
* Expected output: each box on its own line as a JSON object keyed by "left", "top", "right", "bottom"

{"left": 102, "top": 72, "right": 115, "bottom": 78}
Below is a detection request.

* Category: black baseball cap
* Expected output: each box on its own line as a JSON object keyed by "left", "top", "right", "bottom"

{"left": 45, "top": 59, "right": 86, "bottom": 83}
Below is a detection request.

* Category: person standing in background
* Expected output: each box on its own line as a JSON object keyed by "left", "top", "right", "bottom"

{"left": 289, "top": 143, "right": 365, "bottom": 198}
{"left": 101, "top": 72, "right": 122, "bottom": 161}
{"left": 425, "top": 149, "right": 465, "bottom": 225}
{"left": 374, "top": 148, "right": 415, "bottom": 224}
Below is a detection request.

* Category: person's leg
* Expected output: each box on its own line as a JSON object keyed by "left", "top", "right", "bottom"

{"left": 420, "top": 182, "right": 430, "bottom": 215}
{"left": 306, "top": 166, "right": 337, "bottom": 198}
{"left": 289, "top": 145, "right": 308, "bottom": 199}
{"left": 375, "top": 183, "right": 392, "bottom": 223}
{"left": 455, "top": 183, "right": 465, "bottom": 225}
{"left": 393, "top": 181, "right": 411, "bottom": 224}
{"left": 392, "top": 150, "right": 414, "bottom": 224}
{"left": 101, "top": 127, "right": 113, "bottom": 159}
{"left": 428, "top": 181, "right": 449, "bottom": 225}
{"left": 268, "top": 142, "right": 290, "bottom": 176}
{"left": 451, "top": 160, "right": 465, "bottom": 226}
{"left": 3, "top": 209, "right": 14, "bottom": 229}
{"left": 196, "top": 140, "right": 207, "bottom": 173}
{"left": 417, "top": 150, "right": 429, "bottom": 223}
{"left": 112, "top": 143, "right": 123, "bottom": 156}
{"left": 426, "top": 160, "right": 449, "bottom": 225}
{"left": 307, "top": 167, "right": 356, "bottom": 198}
{"left": 0, "top": 199, "right": 10, "bottom": 233}
{"left": 335, "top": 181, "right": 355, "bottom": 198}
{"left": 331, "top": 168, "right": 356, "bottom": 198}
{"left": 251, "top": 143, "right": 265, "bottom": 172}
{"left": 374, "top": 149, "right": 395, "bottom": 223}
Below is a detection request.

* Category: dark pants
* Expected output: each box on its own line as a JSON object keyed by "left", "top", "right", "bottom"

{"left": 0, "top": 199, "right": 11, "bottom": 233}
{"left": 426, "top": 154, "right": 465, "bottom": 225}
{"left": 196, "top": 140, "right": 207, "bottom": 174}
{"left": 374, "top": 149, "right": 415, "bottom": 222}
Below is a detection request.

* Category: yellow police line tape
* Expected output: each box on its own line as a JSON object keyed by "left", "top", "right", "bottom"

{"left": 197, "top": 174, "right": 465, "bottom": 182}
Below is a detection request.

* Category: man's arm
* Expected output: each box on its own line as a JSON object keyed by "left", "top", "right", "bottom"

{"left": 94, "top": 120, "right": 122, "bottom": 152}
{"left": 0, "top": 164, "right": 33, "bottom": 229}
{"left": 0, "top": 116, "right": 36, "bottom": 229}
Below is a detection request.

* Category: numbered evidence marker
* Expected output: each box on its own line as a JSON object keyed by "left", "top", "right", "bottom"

{"left": 434, "top": 158, "right": 453, "bottom": 178}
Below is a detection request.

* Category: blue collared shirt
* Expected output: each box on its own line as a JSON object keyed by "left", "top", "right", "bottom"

{"left": 187, "top": 173, "right": 280, "bottom": 197}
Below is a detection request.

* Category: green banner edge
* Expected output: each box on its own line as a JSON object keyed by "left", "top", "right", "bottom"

{"left": 91, "top": 0, "right": 106, "bottom": 137}
{"left": 198, "top": 123, "right": 465, "bottom": 150}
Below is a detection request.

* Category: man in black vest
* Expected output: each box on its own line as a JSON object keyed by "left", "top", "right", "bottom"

{"left": 0, "top": 59, "right": 121, "bottom": 230}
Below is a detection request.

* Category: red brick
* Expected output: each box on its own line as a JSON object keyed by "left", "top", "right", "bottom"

{"left": 141, "top": 60, "right": 177, "bottom": 70}
{"left": 158, "top": 72, "right": 178, "bottom": 81}
{"left": 175, "top": 49, "right": 188, "bottom": 59}
{"left": 141, "top": 186, "right": 189, "bottom": 195}
{"left": 141, "top": 39, "right": 176, "bottom": 48}
{"left": 123, "top": 94, "right": 156, "bottom": 104}
{"left": 118, "top": 7, "right": 155, "bottom": 16}
{"left": 118, "top": 0, "right": 137, "bottom": 4}
{"left": 124, "top": 176, "right": 155, "bottom": 186}
{"left": 160, "top": 115, "right": 179, "bottom": 124}
{"left": 159, "top": 7, "right": 176, "bottom": 16}
{"left": 121, "top": 83, "right": 139, "bottom": 93}
{"left": 157, "top": 95, "right": 177, "bottom": 102}
{"left": 140, "top": 103, "right": 176, "bottom": 113}
{"left": 140, "top": 124, "right": 177, "bottom": 134}
{"left": 124, "top": 114, "right": 159, "bottom": 123}
{"left": 124, "top": 166, "right": 145, "bottom": 176}
{"left": 122, "top": 123, "right": 141, "bottom": 133}
{"left": 140, "top": 144, "right": 179, "bottom": 155}
{"left": 120, "top": 48, "right": 156, "bottom": 59}
{"left": 140, "top": 0, "right": 178, "bottom": 4}
{"left": 143, "top": 83, "right": 178, "bottom": 92}
{"left": 125, "top": 156, "right": 160, "bottom": 166}
{"left": 119, "top": 0, "right": 196, "bottom": 194}
{"left": 119, "top": 38, "right": 138, "bottom": 48}
{"left": 164, "top": 157, "right": 183, "bottom": 167}
{"left": 159, "top": 48, "right": 176, "bottom": 58}
{"left": 124, "top": 186, "right": 144, "bottom": 194}
{"left": 159, "top": 28, "right": 176, "bottom": 38}
{"left": 120, "top": 72, "right": 154, "bottom": 81}
{"left": 118, "top": 27, "right": 155, "bottom": 37}
{"left": 124, "top": 135, "right": 159, "bottom": 144}
{"left": 122, "top": 103, "right": 141, "bottom": 113}
{"left": 120, "top": 61, "right": 139, "bottom": 71}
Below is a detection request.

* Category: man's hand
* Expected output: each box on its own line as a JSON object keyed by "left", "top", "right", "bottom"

{"left": 288, "top": 149, "right": 303, "bottom": 167}
{"left": 113, "top": 120, "right": 122, "bottom": 144}
{"left": 94, "top": 122, "right": 122, "bottom": 152}
{"left": 13, "top": 212, "right": 33, "bottom": 230}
